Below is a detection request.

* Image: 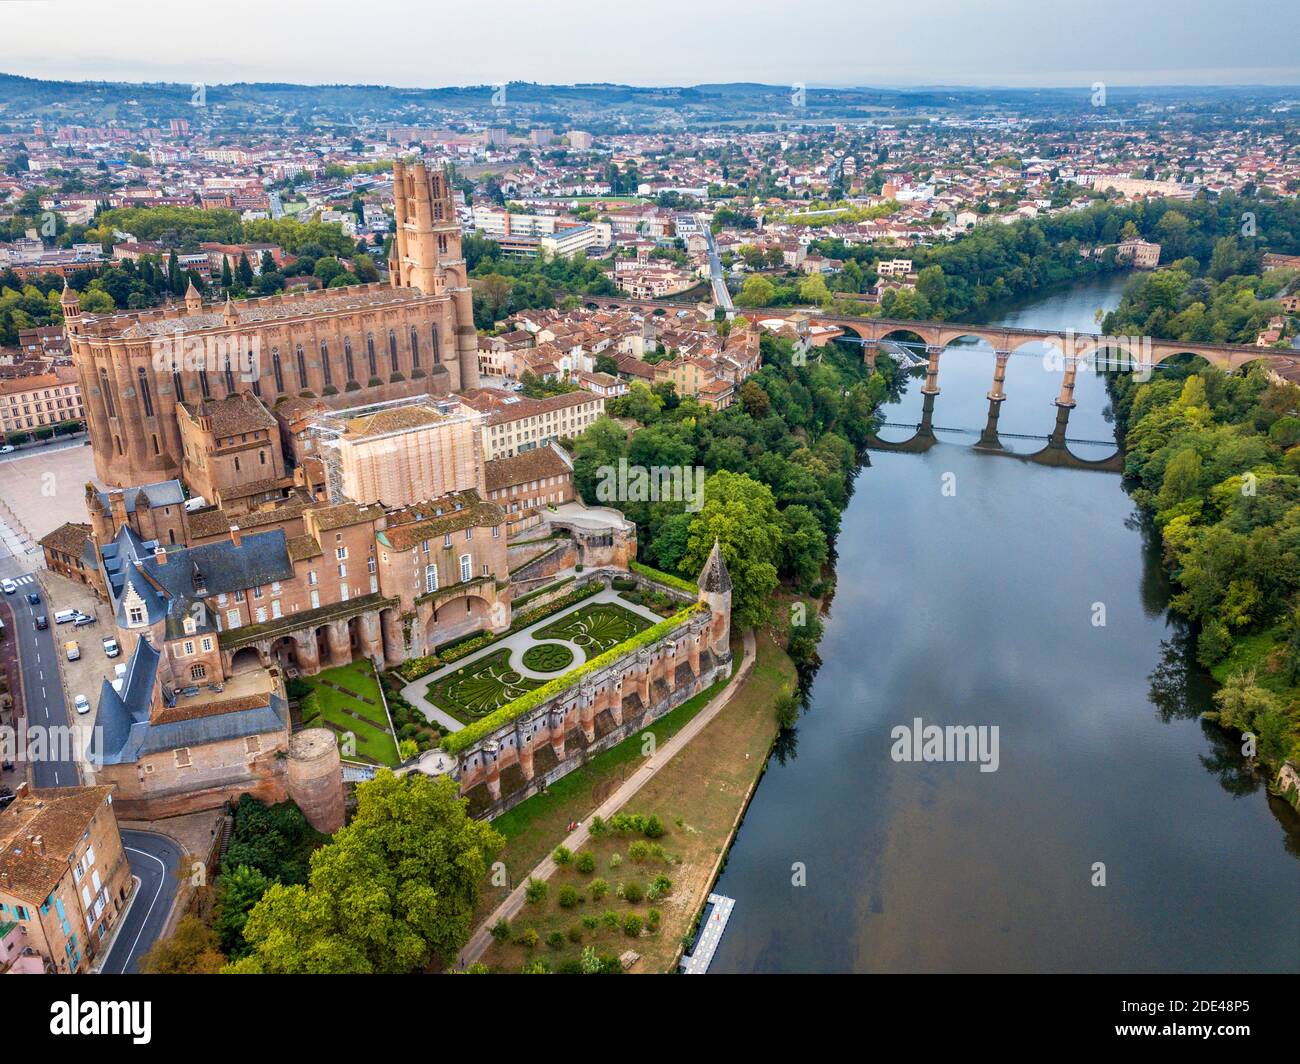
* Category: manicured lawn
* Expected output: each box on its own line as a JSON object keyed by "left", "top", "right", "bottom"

{"left": 521, "top": 643, "right": 575, "bottom": 673}
{"left": 535, "top": 602, "right": 651, "bottom": 654}
{"left": 300, "top": 660, "right": 399, "bottom": 766}
{"left": 429, "top": 648, "right": 541, "bottom": 723}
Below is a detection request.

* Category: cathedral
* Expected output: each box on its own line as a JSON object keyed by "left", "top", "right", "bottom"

{"left": 67, "top": 160, "right": 480, "bottom": 487}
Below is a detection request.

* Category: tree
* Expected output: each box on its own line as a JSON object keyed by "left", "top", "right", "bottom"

{"left": 139, "top": 916, "right": 226, "bottom": 974}
{"left": 778, "top": 504, "right": 829, "bottom": 586}
{"left": 736, "top": 275, "right": 776, "bottom": 307}
{"left": 681, "top": 471, "right": 782, "bottom": 628}
{"left": 228, "top": 772, "right": 503, "bottom": 973}
{"left": 214, "top": 864, "right": 273, "bottom": 959}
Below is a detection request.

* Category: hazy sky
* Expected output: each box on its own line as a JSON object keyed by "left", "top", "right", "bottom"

{"left": 2, "top": 0, "right": 1298, "bottom": 89}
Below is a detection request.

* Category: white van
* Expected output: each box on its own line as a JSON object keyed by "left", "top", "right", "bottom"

{"left": 54, "top": 609, "right": 78, "bottom": 625}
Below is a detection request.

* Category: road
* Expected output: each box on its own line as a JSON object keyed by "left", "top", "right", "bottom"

{"left": 456, "top": 628, "right": 756, "bottom": 968}
{"left": 1, "top": 575, "right": 81, "bottom": 788}
{"left": 99, "top": 830, "right": 184, "bottom": 974}
{"left": 702, "top": 224, "right": 734, "bottom": 313}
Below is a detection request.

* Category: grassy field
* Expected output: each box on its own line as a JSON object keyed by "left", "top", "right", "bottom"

{"left": 478, "top": 628, "right": 797, "bottom": 973}
{"left": 300, "top": 660, "right": 399, "bottom": 765}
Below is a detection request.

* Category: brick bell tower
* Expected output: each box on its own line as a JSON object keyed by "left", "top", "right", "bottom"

{"left": 390, "top": 160, "right": 480, "bottom": 390}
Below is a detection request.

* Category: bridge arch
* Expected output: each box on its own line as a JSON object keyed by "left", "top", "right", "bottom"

{"left": 1151, "top": 350, "right": 1214, "bottom": 373}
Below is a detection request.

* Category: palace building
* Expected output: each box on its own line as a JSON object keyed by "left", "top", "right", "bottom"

{"left": 67, "top": 160, "right": 480, "bottom": 489}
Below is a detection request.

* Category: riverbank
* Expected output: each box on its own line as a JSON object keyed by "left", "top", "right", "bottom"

{"left": 468, "top": 627, "right": 796, "bottom": 973}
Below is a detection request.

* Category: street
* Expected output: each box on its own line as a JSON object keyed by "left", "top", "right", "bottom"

{"left": 99, "top": 830, "right": 184, "bottom": 974}
{"left": 1, "top": 573, "right": 80, "bottom": 788}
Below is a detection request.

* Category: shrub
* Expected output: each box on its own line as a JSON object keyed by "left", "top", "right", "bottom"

{"left": 558, "top": 885, "right": 581, "bottom": 909}
{"left": 567, "top": 925, "right": 584, "bottom": 944}
{"left": 522, "top": 958, "right": 549, "bottom": 973}
{"left": 628, "top": 840, "right": 651, "bottom": 863}
{"left": 525, "top": 877, "right": 548, "bottom": 904}
{"left": 588, "top": 815, "right": 608, "bottom": 837}
{"left": 608, "top": 853, "right": 623, "bottom": 870}
{"left": 600, "top": 910, "right": 620, "bottom": 931}
{"left": 552, "top": 845, "right": 573, "bottom": 866}
{"left": 557, "top": 958, "right": 583, "bottom": 975}
{"left": 514, "top": 926, "right": 539, "bottom": 949}
{"left": 623, "top": 914, "right": 643, "bottom": 937}
{"left": 490, "top": 918, "right": 511, "bottom": 941}
{"left": 546, "top": 931, "right": 565, "bottom": 950}
{"left": 621, "top": 881, "right": 643, "bottom": 904}
{"left": 647, "top": 908, "right": 661, "bottom": 931}
{"left": 644, "top": 814, "right": 665, "bottom": 838}
{"left": 649, "top": 873, "right": 673, "bottom": 901}
{"left": 575, "top": 851, "right": 597, "bottom": 874}
{"left": 589, "top": 878, "right": 609, "bottom": 901}
{"left": 581, "top": 915, "right": 599, "bottom": 930}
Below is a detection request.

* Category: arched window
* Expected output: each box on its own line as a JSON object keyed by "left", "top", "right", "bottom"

{"left": 172, "top": 364, "right": 184, "bottom": 403}
{"left": 424, "top": 564, "right": 438, "bottom": 593}
{"left": 295, "top": 344, "right": 307, "bottom": 388}
{"left": 430, "top": 324, "right": 441, "bottom": 364}
{"left": 199, "top": 368, "right": 210, "bottom": 398}
{"left": 343, "top": 337, "right": 355, "bottom": 381}
{"left": 366, "top": 333, "right": 377, "bottom": 377}
{"left": 320, "top": 340, "right": 333, "bottom": 387}
{"left": 136, "top": 367, "right": 153, "bottom": 416}
{"left": 99, "top": 368, "right": 116, "bottom": 417}
{"left": 223, "top": 352, "right": 235, "bottom": 394}
{"left": 388, "top": 330, "right": 399, "bottom": 373}
{"left": 247, "top": 351, "right": 260, "bottom": 396}
{"left": 410, "top": 326, "right": 420, "bottom": 369}
{"left": 272, "top": 348, "right": 284, "bottom": 393}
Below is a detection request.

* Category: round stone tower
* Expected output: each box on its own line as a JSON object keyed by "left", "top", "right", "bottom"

{"left": 286, "top": 728, "right": 345, "bottom": 834}
{"left": 697, "top": 539, "right": 733, "bottom": 659}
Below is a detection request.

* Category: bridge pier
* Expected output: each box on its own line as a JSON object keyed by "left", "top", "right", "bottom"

{"left": 1055, "top": 358, "right": 1079, "bottom": 408}
{"left": 987, "top": 350, "right": 1010, "bottom": 402}
{"left": 977, "top": 397, "right": 1004, "bottom": 450}
{"left": 920, "top": 346, "right": 942, "bottom": 395}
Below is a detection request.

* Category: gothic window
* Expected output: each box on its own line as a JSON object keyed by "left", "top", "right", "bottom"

{"left": 366, "top": 333, "right": 377, "bottom": 377}
{"left": 136, "top": 368, "right": 153, "bottom": 416}
{"left": 223, "top": 352, "right": 235, "bottom": 394}
{"left": 199, "top": 368, "right": 210, "bottom": 399}
{"left": 272, "top": 348, "right": 284, "bottom": 393}
{"left": 99, "top": 368, "right": 116, "bottom": 417}
{"left": 344, "top": 337, "right": 355, "bottom": 381}
{"left": 295, "top": 344, "right": 307, "bottom": 388}
{"left": 388, "top": 330, "right": 399, "bottom": 372}
{"left": 410, "top": 326, "right": 420, "bottom": 368}
{"left": 320, "top": 340, "right": 333, "bottom": 387}
{"left": 430, "top": 324, "right": 441, "bottom": 364}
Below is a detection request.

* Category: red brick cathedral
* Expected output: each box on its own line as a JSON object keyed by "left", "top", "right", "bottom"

{"left": 67, "top": 160, "right": 480, "bottom": 488}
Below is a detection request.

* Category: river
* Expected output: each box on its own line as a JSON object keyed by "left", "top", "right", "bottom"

{"left": 710, "top": 274, "right": 1300, "bottom": 973}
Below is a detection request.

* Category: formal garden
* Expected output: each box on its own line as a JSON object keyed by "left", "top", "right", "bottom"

{"left": 520, "top": 643, "right": 575, "bottom": 673}
{"left": 417, "top": 593, "right": 660, "bottom": 727}
{"left": 294, "top": 660, "right": 400, "bottom": 766}
{"left": 534, "top": 602, "right": 652, "bottom": 654}
{"left": 428, "top": 647, "right": 543, "bottom": 722}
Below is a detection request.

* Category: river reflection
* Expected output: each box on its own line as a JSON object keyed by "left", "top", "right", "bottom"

{"left": 709, "top": 275, "right": 1300, "bottom": 973}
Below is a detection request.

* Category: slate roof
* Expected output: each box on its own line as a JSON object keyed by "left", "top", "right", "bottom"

{"left": 698, "top": 539, "right": 732, "bottom": 594}
{"left": 93, "top": 636, "right": 287, "bottom": 766}
{"left": 93, "top": 479, "right": 184, "bottom": 515}
{"left": 99, "top": 523, "right": 294, "bottom": 639}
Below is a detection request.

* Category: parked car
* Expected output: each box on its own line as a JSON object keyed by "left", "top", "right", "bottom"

{"left": 33, "top": 615, "right": 47, "bottom": 631}
{"left": 102, "top": 636, "right": 120, "bottom": 657}
{"left": 26, "top": 592, "right": 39, "bottom": 606}
{"left": 73, "top": 694, "right": 90, "bottom": 715}
{"left": 72, "top": 612, "right": 95, "bottom": 628}
{"left": 53, "top": 609, "right": 77, "bottom": 624}
{"left": 64, "top": 640, "right": 80, "bottom": 661}
{"left": 0, "top": 579, "right": 16, "bottom": 594}
{"left": 0, "top": 445, "right": 14, "bottom": 454}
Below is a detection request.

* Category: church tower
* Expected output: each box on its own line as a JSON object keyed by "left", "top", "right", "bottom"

{"left": 391, "top": 160, "right": 480, "bottom": 389}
